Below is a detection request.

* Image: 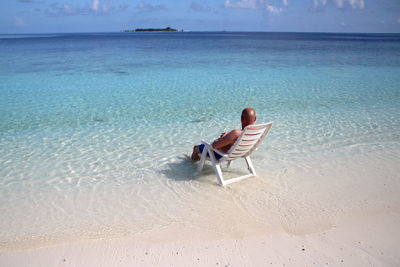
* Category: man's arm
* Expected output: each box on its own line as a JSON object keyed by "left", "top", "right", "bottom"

{"left": 212, "top": 129, "right": 242, "bottom": 150}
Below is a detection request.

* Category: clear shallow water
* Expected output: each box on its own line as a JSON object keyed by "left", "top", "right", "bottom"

{"left": 1, "top": 32, "right": 400, "bottom": 249}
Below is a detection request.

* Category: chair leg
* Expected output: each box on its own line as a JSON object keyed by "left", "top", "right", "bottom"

{"left": 212, "top": 163, "right": 225, "bottom": 186}
{"left": 226, "top": 161, "right": 231, "bottom": 168}
{"left": 197, "top": 148, "right": 207, "bottom": 172}
{"left": 207, "top": 147, "right": 225, "bottom": 186}
{"left": 244, "top": 156, "right": 256, "bottom": 176}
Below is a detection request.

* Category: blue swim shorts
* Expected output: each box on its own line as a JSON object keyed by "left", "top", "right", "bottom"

{"left": 199, "top": 144, "right": 223, "bottom": 160}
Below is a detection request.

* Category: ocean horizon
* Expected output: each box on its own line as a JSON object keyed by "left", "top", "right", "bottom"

{"left": 1, "top": 31, "right": 400, "bottom": 249}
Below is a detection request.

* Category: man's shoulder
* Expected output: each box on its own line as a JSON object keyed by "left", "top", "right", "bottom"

{"left": 227, "top": 129, "right": 242, "bottom": 139}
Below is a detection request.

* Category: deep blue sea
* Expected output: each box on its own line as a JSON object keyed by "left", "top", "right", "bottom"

{"left": 1, "top": 32, "right": 400, "bottom": 249}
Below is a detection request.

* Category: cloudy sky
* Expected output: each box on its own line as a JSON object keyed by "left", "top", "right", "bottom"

{"left": 1, "top": 0, "right": 399, "bottom": 33}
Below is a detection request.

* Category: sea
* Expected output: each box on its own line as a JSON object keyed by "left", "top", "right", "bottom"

{"left": 1, "top": 32, "right": 400, "bottom": 249}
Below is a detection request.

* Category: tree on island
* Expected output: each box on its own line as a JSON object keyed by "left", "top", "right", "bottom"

{"left": 134, "top": 27, "right": 177, "bottom": 32}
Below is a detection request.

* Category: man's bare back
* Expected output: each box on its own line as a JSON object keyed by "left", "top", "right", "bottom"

{"left": 191, "top": 108, "right": 256, "bottom": 161}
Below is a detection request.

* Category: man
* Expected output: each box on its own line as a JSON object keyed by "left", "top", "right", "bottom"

{"left": 191, "top": 107, "right": 257, "bottom": 161}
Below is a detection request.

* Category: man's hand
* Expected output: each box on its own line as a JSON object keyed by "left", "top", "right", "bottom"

{"left": 220, "top": 132, "right": 227, "bottom": 138}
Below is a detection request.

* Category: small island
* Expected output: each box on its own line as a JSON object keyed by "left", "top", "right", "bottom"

{"left": 121, "top": 27, "right": 178, "bottom": 32}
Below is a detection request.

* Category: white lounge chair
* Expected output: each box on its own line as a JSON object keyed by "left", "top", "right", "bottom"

{"left": 197, "top": 122, "right": 273, "bottom": 186}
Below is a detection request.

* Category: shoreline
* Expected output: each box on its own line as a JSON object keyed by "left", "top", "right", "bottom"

{"left": 1, "top": 146, "right": 399, "bottom": 253}
{"left": 1, "top": 211, "right": 399, "bottom": 266}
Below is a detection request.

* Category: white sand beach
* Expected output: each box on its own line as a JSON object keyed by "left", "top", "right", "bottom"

{"left": 1, "top": 212, "right": 399, "bottom": 266}
{"left": 1, "top": 148, "right": 400, "bottom": 266}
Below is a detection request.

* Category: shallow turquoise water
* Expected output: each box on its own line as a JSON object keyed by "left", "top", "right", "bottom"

{"left": 1, "top": 32, "right": 400, "bottom": 248}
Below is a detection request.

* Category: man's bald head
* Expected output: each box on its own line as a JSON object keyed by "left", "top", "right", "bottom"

{"left": 241, "top": 107, "right": 256, "bottom": 128}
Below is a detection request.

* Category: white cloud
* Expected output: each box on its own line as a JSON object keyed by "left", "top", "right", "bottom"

{"left": 91, "top": 0, "right": 114, "bottom": 12}
{"left": 313, "top": 0, "right": 327, "bottom": 8}
{"left": 46, "top": 1, "right": 127, "bottom": 16}
{"left": 189, "top": 2, "right": 213, "bottom": 12}
{"left": 14, "top": 16, "right": 25, "bottom": 26}
{"left": 102, "top": 0, "right": 112, "bottom": 12}
{"left": 91, "top": 0, "right": 99, "bottom": 11}
{"left": 63, "top": 4, "right": 74, "bottom": 14}
{"left": 349, "top": 0, "right": 364, "bottom": 8}
{"left": 313, "top": 0, "right": 364, "bottom": 9}
{"left": 224, "top": 0, "right": 258, "bottom": 9}
{"left": 224, "top": 0, "right": 285, "bottom": 14}
{"left": 266, "top": 4, "right": 282, "bottom": 14}
{"left": 136, "top": 1, "right": 166, "bottom": 12}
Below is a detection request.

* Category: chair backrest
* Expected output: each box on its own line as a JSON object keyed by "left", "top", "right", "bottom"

{"left": 224, "top": 122, "right": 273, "bottom": 161}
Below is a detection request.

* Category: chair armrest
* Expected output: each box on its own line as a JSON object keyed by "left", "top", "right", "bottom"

{"left": 201, "top": 140, "right": 226, "bottom": 157}
{"left": 213, "top": 149, "right": 227, "bottom": 157}
{"left": 201, "top": 140, "right": 212, "bottom": 146}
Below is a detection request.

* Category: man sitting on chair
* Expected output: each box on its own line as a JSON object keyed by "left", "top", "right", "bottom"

{"left": 191, "top": 107, "right": 257, "bottom": 161}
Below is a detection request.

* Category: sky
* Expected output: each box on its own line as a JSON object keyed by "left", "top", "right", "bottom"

{"left": 1, "top": 0, "right": 400, "bottom": 34}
